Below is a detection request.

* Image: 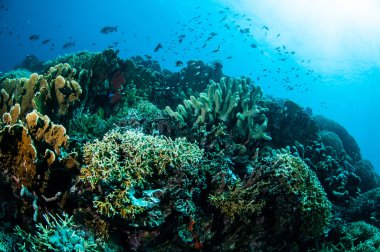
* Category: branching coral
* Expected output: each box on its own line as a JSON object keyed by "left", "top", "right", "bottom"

{"left": 78, "top": 130, "right": 203, "bottom": 220}
{"left": 14, "top": 212, "right": 102, "bottom": 252}
{"left": 165, "top": 77, "right": 271, "bottom": 143}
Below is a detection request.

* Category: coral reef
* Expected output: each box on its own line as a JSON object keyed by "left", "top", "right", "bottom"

{"left": 78, "top": 130, "right": 204, "bottom": 220}
{"left": 313, "top": 114, "right": 362, "bottom": 162}
{"left": 0, "top": 50, "right": 378, "bottom": 251}
{"left": 165, "top": 77, "right": 271, "bottom": 144}
{"left": 14, "top": 213, "right": 103, "bottom": 251}
{"left": 209, "top": 153, "right": 331, "bottom": 250}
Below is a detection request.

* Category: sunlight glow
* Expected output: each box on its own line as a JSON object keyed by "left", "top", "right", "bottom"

{"left": 220, "top": 0, "right": 380, "bottom": 74}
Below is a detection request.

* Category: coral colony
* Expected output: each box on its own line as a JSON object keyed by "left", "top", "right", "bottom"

{"left": 0, "top": 49, "right": 379, "bottom": 251}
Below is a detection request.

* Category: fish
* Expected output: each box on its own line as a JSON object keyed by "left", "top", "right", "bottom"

{"left": 29, "top": 34, "right": 39, "bottom": 41}
{"left": 261, "top": 25, "right": 269, "bottom": 30}
{"left": 175, "top": 61, "right": 183, "bottom": 67}
{"left": 41, "top": 39, "right": 51, "bottom": 44}
{"left": 250, "top": 44, "right": 257, "bottom": 48}
{"left": 62, "top": 41, "right": 76, "bottom": 49}
{"left": 240, "top": 28, "right": 250, "bottom": 34}
{"left": 212, "top": 45, "right": 221, "bottom": 53}
{"left": 100, "top": 26, "right": 118, "bottom": 34}
{"left": 154, "top": 43, "right": 163, "bottom": 52}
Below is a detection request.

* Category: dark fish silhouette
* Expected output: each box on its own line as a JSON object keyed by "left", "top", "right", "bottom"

{"left": 240, "top": 28, "right": 250, "bottom": 34}
{"left": 175, "top": 61, "right": 183, "bottom": 67}
{"left": 29, "top": 34, "right": 39, "bottom": 41}
{"left": 262, "top": 25, "right": 269, "bottom": 30}
{"left": 154, "top": 43, "right": 163, "bottom": 52}
{"left": 41, "top": 39, "right": 51, "bottom": 44}
{"left": 250, "top": 44, "right": 257, "bottom": 48}
{"left": 62, "top": 41, "right": 76, "bottom": 49}
{"left": 100, "top": 26, "right": 118, "bottom": 34}
{"left": 212, "top": 45, "right": 221, "bottom": 53}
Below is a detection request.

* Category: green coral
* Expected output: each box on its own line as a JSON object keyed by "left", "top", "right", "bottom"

{"left": 14, "top": 213, "right": 102, "bottom": 252}
{"left": 78, "top": 130, "right": 203, "bottom": 220}
{"left": 321, "top": 221, "right": 380, "bottom": 252}
{"left": 210, "top": 153, "right": 331, "bottom": 238}
{"left": 165, "top": 77, "right": 271, "bottom": 143}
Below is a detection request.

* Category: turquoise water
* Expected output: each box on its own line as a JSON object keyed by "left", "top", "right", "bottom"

{"left": 0, "top": 0, "right": 379, "bottom": 172}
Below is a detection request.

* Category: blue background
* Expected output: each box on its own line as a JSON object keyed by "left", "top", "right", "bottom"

{"left": 1, "top": 0, "right": 379, "bottom": 172}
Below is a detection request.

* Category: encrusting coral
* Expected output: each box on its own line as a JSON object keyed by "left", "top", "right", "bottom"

{"left": 165, "top": 76, "right": 271, "bottom": 143}
{"left": 210, "top": 153, "right": 332, "bottom": 241}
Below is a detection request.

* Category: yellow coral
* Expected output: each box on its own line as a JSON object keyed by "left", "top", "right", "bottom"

{"left": 26, "top": 110, "right": 68, "bottom": 154}
{"left": 2, "top": 113, "right": 11, "bottom": 124}
{"left": 10, "top": 103, "right": 20, "bottom": 124}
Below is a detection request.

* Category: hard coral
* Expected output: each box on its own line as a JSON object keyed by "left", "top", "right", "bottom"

{"left": 166, "top": 77, "right": 271, "bottom": 143}
{"left": 14, "top": 212, "right": 102, "bottom": 251}
{"left": 78, "top": 130, "right": 203, "bottom": 220}
{"left": 210, "top": 153, "right": 331, "bottom": 250}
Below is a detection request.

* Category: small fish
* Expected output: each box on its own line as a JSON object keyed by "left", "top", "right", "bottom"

{"left": 250, "top": 44, "right": 257, "bottom": 48}
{"left": 240, "top": 28, "right": 250, "bottom": 34}
{"left": 212, "top": 45, "right": 221, "bottom": 53}
{"left": 276, "top": 34, "right": 281, "bottom": 37}
{"left": 175, "top": 61, "right": 183, "bottom": 67}
{"left": 226, "top": 56, "right": 232, "bottom": 59}
{"left": 29, "top": 34, "right": 39, "bottom": 41}
{"left": 41, "top": 39, "right": 51, "bottom": 44}
{"left": 261, "top": 25, "right": 269, "bottom": 30}
{"left": 100, "top": 26, "right": 118, "bottom": 34}
{"left": 154, "top": 43, "right": 163, "bottom": 52}
{"left": 62, "top": 41, "right": 76, "bottom": 49}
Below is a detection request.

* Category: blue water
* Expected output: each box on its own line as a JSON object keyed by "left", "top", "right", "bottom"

{"left": 1, "top": 0, "right": 379, "bottom": 172}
